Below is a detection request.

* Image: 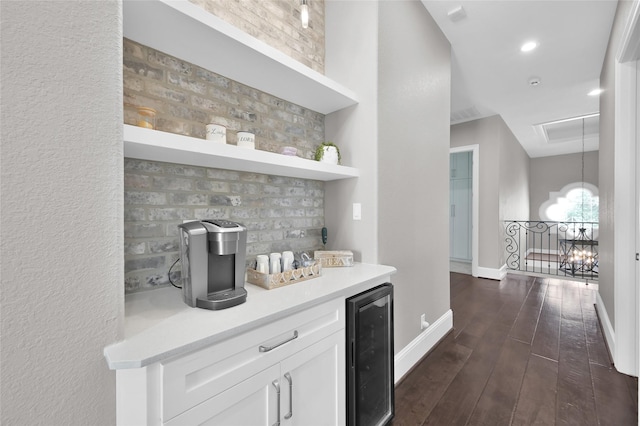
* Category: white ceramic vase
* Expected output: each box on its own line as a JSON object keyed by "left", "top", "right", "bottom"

{"left": 320, "top": 146, "right": 339, "bottom": 165}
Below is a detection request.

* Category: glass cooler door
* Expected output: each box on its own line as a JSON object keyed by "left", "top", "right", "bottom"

{"left": 346, "top": 283, "right": 394, "bottom": 426}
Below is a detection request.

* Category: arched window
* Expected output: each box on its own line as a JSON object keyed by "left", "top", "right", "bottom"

{"left": 540, "top": 182, "right": 599, "bottom": 223}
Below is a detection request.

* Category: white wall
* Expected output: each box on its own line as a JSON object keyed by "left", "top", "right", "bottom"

{"left": 498, "top": 120, "right": 530, "bottom": 265}
{"left": 451, "top": 115, "right": 530, "bottom": 272}
{"left": 0, "top": 2, "right": 123, "bottom": 423}
{"left": 598, "top": 0, "right": 639, "bottom": 377}
{"left": 377, "top": 0, "right": 451, "bottom": 353}
{"left": 529, "top": 151, "right": 599, "bottom": 221}
{"left": 598, "top": 0, "right": 636, "bottom": 332}
{"left": 326, "top": 0, "right": 452, "bottom": 358}
{"left": 451, "top": 116, "right": 502, "bottom": 270}
{"left": 325, "top": 0, "right": 379, "bottom": 264}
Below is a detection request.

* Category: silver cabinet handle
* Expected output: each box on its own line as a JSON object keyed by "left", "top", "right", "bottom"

{"left": 284, "top": 373, "right": 293, "bottom": 419}
{"left": 272, "top": 380, "right": 280, "bottom": 426}
{"left": 259, "top": 330, "right": 299, "bottom": 352}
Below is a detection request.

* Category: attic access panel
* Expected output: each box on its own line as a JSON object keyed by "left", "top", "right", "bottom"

{"left": 539, "top": 113, "right": 599, "bottom": 144}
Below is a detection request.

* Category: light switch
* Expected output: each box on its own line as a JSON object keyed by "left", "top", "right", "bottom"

{"left": 353, "top": 203, "right": 362, "bottom": 220}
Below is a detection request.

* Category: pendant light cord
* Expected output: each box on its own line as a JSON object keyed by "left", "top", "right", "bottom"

{"left": 581, "top": 118, "right": 585, "bottom": 223}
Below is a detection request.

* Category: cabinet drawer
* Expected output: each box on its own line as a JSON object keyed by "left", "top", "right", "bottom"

{"left": 163, "top": 364, "right": 280, "bottom": 426}
{"left": 161, "top": 298, "right": 344, "bottom": 422}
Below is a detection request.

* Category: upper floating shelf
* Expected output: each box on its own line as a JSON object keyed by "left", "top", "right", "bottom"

{"left": 123, "top": 0, "right": 358, "bottom": 115}
{"left": 124, "top": 125, "right": 359, "bottom": 181}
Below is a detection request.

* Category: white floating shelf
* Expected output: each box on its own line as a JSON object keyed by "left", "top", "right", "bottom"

{"left": 123, "top": 0, "right": 358, "bottom": 115}
{"left": 123, "top": 125, "right": 359, "bottom": 181}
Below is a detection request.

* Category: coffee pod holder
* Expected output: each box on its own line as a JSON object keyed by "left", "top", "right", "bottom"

{"left": 247, "top": 261, "right": 322, "bottom": 290}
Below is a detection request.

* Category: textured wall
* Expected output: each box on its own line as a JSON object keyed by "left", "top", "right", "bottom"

{"left": 124, "top": 158, "right": 325, "bottom": 293}
{"left": 189, "top": 0, "right": 325, "bottom": 73}
{"left": 324, "top": 1, "right": 379, "bottom": 264}
{"left": 325, "top": 0, "right": 451, "bottom": 354}
{"left": 1, "top": 1, "right": 122, "bottom": 424}
{"left": 529, "top": 151, "right": 599, "bottom": 221}
{"left": 451, "top": 115, "right": 531, "bottom": 270}
{"left": 378, "top": 0, "right": 451, "bottom": 352}
{"left": 451, "top": 116, "right": 501, "bottom": 269}
{"left": 598, "top": 0, "right": 636, "bottom": 339}
{"left": 498, "top": 119, "right": 530, "bottom": 265}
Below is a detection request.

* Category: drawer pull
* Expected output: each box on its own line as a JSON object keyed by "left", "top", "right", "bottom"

{"left": 259, "top": 330, "right": 299, "bottom": 353}
{"left": 272, "top": 379, "right": 280, "bottom": 426}
{"left": 284, "top": 372, "right": 293, "bottom": 419}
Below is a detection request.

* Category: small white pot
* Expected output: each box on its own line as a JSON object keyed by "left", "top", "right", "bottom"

{"left": 237, "top": 132, "right": 255, "bottom": 149}
{"left": 205, "top": 124, "right": 226, "bottom": 143}
{"left": 320, "top": 146, "right": 339, "bottom": 165}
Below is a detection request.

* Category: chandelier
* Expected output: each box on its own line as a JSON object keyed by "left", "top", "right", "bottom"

{"left": 561, "top": 118, "right": 598, "bottom": 277}
{"left": 565, "top": 227, "right": 598, "bottom": 273}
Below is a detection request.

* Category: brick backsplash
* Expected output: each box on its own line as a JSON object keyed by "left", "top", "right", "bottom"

{"left": 123, "top": 38, "right": 325, "bottom": 159}
{"left": 124, "top": 158, "right": 326, "bottom": 293}
{"left": 123, "top": 1, "right": 328, "bottom": 294}
{"left": 189, "top": 0, "right": 325, "bottom": 73}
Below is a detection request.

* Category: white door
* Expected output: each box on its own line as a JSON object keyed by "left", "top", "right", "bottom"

{"left": 164, "top": 364, "right": 279, "bottom": 426}
{"left": 450, "top": 151, "right": 472, "bottom": 261}
{"left": 614, "top": 2, "right": 640, "bottom": 380}
{"left": 636, "top": 57, "right": 640, "bottom": 381}
{"left": 636, "top": 56, "right": 640, "bottom": 416}
{"left": 280, "top": 331, "right": 346, "bottom": 426}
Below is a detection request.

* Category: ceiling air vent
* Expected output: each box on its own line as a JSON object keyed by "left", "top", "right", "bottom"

{"left": 451, "top": 106, "right": 481, "bottom": 124}
{"left": 538, "top": 113, "right": 599, "bottom": 144}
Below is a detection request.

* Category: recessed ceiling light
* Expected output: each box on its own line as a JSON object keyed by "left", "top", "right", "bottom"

{"left": 521, "top": 41, "right": 538, "bottom": 52}
{"left": 588, "top": 88, "right": 603, "bottom": 96}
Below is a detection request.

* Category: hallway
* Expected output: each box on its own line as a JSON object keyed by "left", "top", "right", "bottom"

{"left": 393, "top": 273, "right": 638, "bottom": 425}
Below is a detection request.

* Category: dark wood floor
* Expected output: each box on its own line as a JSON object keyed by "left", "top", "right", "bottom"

{"left": 393, "top": 273, "right": 638, "bottom": 426}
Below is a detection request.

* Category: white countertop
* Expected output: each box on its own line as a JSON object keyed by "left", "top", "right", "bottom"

{"left": 104, "top": 263, "right": 396, "bottom": 370}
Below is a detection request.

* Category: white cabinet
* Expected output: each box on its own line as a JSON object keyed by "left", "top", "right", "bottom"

{"left": 116, "top": 298, "right": 345, "bottom": 425}
{"left": 165, "top": 364, "right": 280, "bottom": 426}
{"left": 165, "top": 331, "right": 344, "bottom": 426}
{"left": 279, "top": 331, "right": 345, "bottom": 426}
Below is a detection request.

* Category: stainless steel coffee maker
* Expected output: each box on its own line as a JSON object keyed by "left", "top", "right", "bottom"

{"left": 178, "top": 220, "right": 248, "bottom": 310}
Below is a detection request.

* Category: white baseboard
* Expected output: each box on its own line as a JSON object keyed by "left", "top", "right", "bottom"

{"left": 394, "top": 309, "right": 453, "bottom": 384}
{"left": 476, "top": 264, "right": 507, "bottom": 280}
{"left": 595, "top": 291, "right": 615, "bottom": 362}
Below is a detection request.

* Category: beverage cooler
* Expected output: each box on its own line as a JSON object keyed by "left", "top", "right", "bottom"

{"left": 346, "top": 283, "right": 394, "bottom": 426}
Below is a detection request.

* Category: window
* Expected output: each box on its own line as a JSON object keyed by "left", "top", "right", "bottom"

{"left": 540, "top": 182, "right": 599, "bottom": 223}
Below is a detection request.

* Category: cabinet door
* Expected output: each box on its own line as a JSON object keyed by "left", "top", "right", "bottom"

{"left": 161, "top": 298, "right": 343, "bottom": 421}
{"left": 280, "top": 330, "right": 346, "bottom": 426}
{"left": 164, "top": 364, "right": 279, "bottom": 426}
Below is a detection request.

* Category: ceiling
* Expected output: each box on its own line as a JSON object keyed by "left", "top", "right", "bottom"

{"left": 420, "top": 0, "right": 619, "bottom": 158}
